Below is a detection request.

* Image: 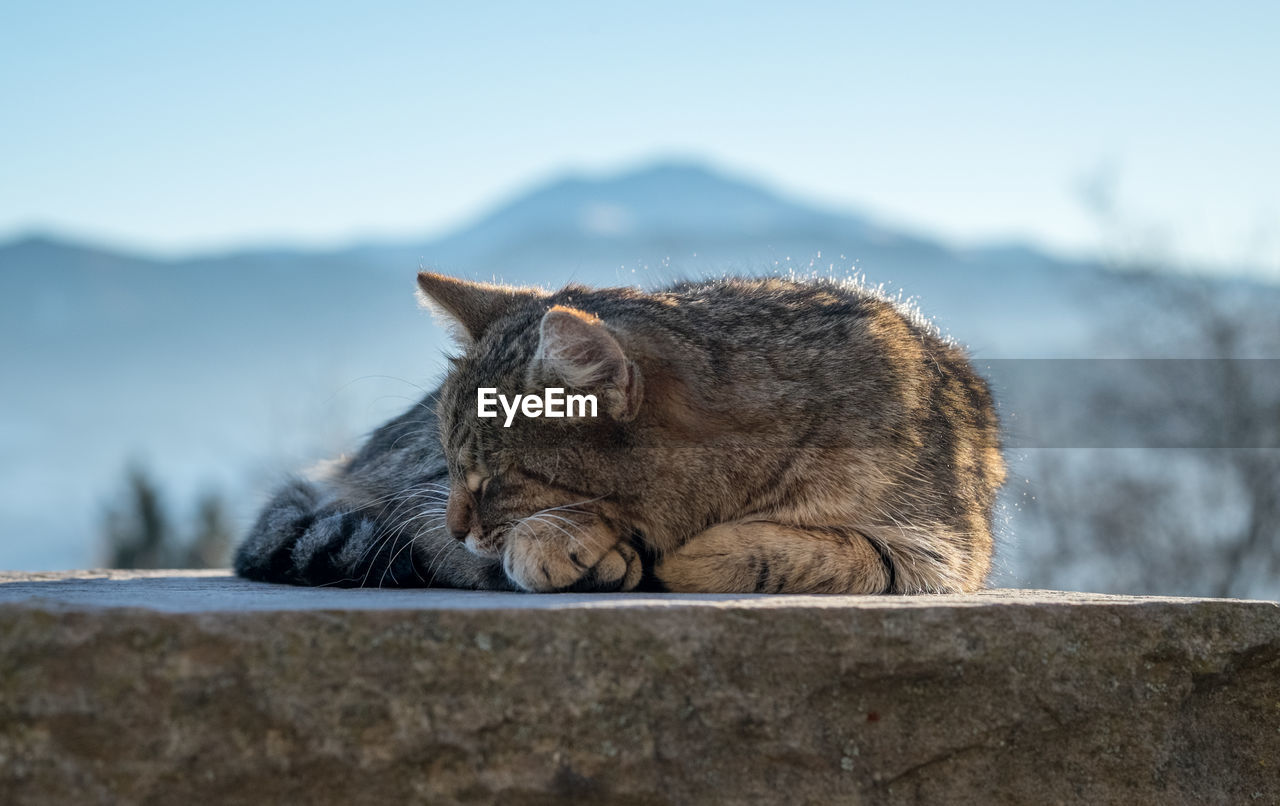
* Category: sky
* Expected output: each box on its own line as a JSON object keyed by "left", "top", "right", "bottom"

{"left": 2, "top": 1, "right": 1278, "bottom": 272}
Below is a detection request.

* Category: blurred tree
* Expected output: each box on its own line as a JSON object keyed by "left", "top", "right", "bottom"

{"left": 101, "top": 465, "right": 234, "bottom": 569}
{"left": 185, "top": 491, "right": 234, "bottom": 568}
{"left": 1106, "top": 274, "right": 1279, "bottom": 597}
{"left": 1019, "top": 186, "right": 1280, "bottom": 597}
{"left": 103, "top": 465, "right": 172, "bottom": 568}
{"left": 1022, "top": 304, "right": 1280, "bottom": 598}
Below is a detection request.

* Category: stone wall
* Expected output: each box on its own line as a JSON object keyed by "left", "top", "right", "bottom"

{"left": 2, "top": 571, "right": 1278, "bottom": 804}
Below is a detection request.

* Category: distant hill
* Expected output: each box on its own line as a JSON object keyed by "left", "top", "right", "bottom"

{"left": 342, "top": 161, "right": 907, "bottom": 273}
{"left": 2, "top": 160, "right": 1105, "bottom": 358}
{"left": 339, "top": 161, "right": 1091, "bottom": 313}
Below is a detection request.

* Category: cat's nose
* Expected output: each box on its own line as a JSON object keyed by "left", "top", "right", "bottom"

{"left": 446, "top": 508, "right": 470, "bottom": 541}
{"left": 444, "top": 487, "right": 469, "bottom": 539}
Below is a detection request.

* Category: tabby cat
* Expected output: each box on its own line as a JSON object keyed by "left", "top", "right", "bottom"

{"left": 234, "top": 272, "right": 1005, "bottom": 593}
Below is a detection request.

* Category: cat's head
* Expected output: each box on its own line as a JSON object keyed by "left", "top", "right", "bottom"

{"left": 417, "top": 272, "right": 658, "bottom": 589}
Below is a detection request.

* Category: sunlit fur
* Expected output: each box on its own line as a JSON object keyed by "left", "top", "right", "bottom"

{"left": 236, "top": 272, "right": 1005, "bottom": 594}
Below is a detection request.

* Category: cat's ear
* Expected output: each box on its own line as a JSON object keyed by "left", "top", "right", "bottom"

{"left": 528, "top": 306, "right": 643, "bottom": 421}
{"left": 416, "top": 272, "right": 542, "bottom": 345}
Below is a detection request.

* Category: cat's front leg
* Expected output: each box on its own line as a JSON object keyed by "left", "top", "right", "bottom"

{"left": 654, "top": 520, "right": 895, "bottom": 594}
{"left": 502, "top": 516, "right": 644, "bottom": 593}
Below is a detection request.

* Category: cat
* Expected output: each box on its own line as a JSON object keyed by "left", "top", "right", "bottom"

{"left": 235, "top": 272, "right": 1006, "bottom": 594}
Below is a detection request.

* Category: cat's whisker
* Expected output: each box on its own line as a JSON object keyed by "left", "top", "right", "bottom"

{"left": 357, "top": 498, "right": 427, "bottom": 588}
{"left": 372, "top": 505, "right": 433, "bottom": 588}
{"left": 344, "top": 494, "right": 433, "bottom": 580}
{"left": 530, "top": 512, "right": 586, "bottom": 530}
{"left": 420, "top": 532, "right": 463, "bottom": 587}
{"left": 352, "top": 489, "right": 436, "bottom": 521}
{"left": 548, "top": 510, "right": 593, "bottom": 518}
{"left": 380, "top": 525, "right": 425, "bottom": 587}
{"left": 538, "top": 496, "right": 606, "bottom": 514}
{"left": 342, "top": 488, "right": 454, "bottom": 590}
{"left": 525, "top": 514, "right": 590, "bottom": 552}
{"left": 529, "top": 514, "right": 594, "bottom": 551}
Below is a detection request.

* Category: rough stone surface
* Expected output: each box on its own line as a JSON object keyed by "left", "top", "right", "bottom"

{"left": 1, "top": 571, "right": 1278, "bottom": 805}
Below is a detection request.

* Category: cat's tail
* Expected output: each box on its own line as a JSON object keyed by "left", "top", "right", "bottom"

{"left": 233, "top": 478, "right": 414, "bottom": 588}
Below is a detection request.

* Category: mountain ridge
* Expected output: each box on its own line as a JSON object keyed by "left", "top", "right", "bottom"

{"left": 1, "top": 160, "right": 1069, "bottom": 277}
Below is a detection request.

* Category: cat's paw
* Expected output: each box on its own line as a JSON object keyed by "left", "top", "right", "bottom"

{"left": 503, "top": 524, "right": 642, "bottom": 593}
{"left": 559, "top": 541, "right": 643, "bottom": 593}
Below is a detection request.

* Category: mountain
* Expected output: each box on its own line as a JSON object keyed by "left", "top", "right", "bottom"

{"left": 344, "top": 161, "right": 911, "bottom": 272}
{"left": 4, "top": 160, "right": 1101, "bottom": 358}
{"left": 342, "top": 160, "right": 1058, "bottom": 287}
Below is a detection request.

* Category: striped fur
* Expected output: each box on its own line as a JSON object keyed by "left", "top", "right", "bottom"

{"left": 236, "top": 273, "right": 1005, "bottom": 594}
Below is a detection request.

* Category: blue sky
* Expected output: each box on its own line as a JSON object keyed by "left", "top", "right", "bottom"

{"left": 2, "top": 1, "right": 1277, "bottom": 272}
